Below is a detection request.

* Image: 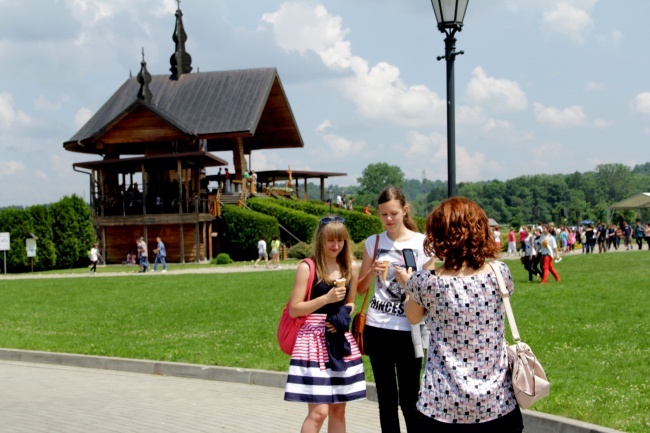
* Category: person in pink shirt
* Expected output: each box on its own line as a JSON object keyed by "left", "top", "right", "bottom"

{"left": 518, "top": 226, "right": 527, "bottom": 255}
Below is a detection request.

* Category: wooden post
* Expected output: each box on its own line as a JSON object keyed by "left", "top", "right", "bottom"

{"left": 141, "top": 163, "right": 147, "bottom": 215}
{"left": 101, "top": 227, "right": 106, "bottom": 265}
{"left": 177, "top": 160, "right": 183, "bottom": 214}
{"left": 232, "top": 137, "right": 248, "bottom": 183}
{"left": 195, "top": 195, "right": 200, "bottom": 263}
{"left": 180, "top": 223, "right": 185, "bottom": 263}
{"left": 208, "top": 221, "right": 213, "bottom": 259}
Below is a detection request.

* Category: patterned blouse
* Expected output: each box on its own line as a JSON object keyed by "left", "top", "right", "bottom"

{"left": 406, "top": 261, "right": 518, "bottom": 424}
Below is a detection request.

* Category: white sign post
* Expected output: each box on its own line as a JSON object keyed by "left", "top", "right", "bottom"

{"left": 0, "top": 232, "right": 9, "bottom": 274}
{"left": 25, "top": 238, "right": 37, "bottom": 272}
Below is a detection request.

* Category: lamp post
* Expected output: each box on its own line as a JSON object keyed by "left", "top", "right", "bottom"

{"left": 327, "top": 189, "right": 333, "bottom": 213}
{"left": 431, "top": 0, "right": 469, "bottom": 198}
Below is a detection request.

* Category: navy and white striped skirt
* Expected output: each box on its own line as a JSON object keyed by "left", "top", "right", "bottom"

{"left": 284, "top": 314, "right": 366, "bottom": 404}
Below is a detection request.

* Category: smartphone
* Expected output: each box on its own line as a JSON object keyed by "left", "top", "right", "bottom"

{"left": 402, "top": 248, "right": 418, "bottom": 271}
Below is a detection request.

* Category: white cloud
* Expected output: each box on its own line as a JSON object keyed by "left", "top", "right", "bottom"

{"left": 592, "top": 118, "right": 611, "bottom": 129}
{"left": 0, "top": 93, "right": 31, "bottom": 130}
{"left": 542, "top": 1, "right": 595, "bottom": 44}
{"left": 585, "top": 80, "right": 605, "bottom": 92}
{"left": 609, "top": 30, "right": 623, "bottom": 48}
{"left": 533, "top": 102, "right": 588, "bottom": 127}
{"left": 316, "top": 121, "right": 365, "bottom": 158}
{"left": 531, "top": 140, "right": 565, "bottom": 161}
{"left": 75, "top": 108, "right": 93, "bottom": 129}
{"left": 632, "top": 92, "right": 650, "bottom": 116}
{"left": 34, "top": 96, "right": 62, "bottom": 112}
{"left": 466, "top": 67, "right": 527, "bottom": 112}
{"left": 0, "top": 160, "right": 26, "bottom": 177}
{"left": 261, "top": 2, "right": 445, "bottom": 127}
{"left": 401, "top": 131, "right": 494, "bottom": 183}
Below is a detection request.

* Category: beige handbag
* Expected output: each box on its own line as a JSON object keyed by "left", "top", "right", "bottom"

{"left": 489, "top": 262, "right": 551, "bottom": 409}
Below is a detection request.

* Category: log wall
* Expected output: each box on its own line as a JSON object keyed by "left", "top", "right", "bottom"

{"left": 104, "top": 223, "right": 207, "bottom": 264}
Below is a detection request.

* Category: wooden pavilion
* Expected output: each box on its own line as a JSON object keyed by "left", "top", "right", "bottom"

{"left": 63, "top": 4, "right": 317, "bottom": 264}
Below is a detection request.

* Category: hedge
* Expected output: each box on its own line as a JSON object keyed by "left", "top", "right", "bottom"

{"left": 247, "top": 198, "right": 319, "bottom": 245}
{"left": 219, "top": 205, "right": 279, "bottom": 262}
{"left": 256, "top": 198, "right": 384, "bottom": 243}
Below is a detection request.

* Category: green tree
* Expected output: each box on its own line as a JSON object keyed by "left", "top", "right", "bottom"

{"left": 50, "top": 195, "right": 95, "bottom": 269}
{"left": 357, "top": 163, "right": 405, "bottom": 205}
{"left": 595, "top": 163, "right": 632, "bottom": 202}
{"left": 0, "top": 208, "right": 32, "bottom": 271}
{"left": 28, "top": 205, "right": 57, "bottom": 270}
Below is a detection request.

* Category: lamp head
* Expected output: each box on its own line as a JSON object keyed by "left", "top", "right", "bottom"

{"left": 431, "top": 0, "right": 469, "bottom": 32}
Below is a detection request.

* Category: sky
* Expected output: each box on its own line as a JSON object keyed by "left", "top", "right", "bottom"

{"left": 2, "top": 0, "right": 650, "bottom": 207}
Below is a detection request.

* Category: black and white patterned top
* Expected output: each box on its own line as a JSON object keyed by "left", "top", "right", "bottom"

{"left": 406, "top": 261, "right": 518, "bottom": 424}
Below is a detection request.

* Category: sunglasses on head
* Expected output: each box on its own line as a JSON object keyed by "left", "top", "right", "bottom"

{"left": 320, "top": 216, "right": 345, "bottom": 225}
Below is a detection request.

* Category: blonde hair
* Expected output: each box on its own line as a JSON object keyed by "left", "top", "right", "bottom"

{"left": 311, "top": 219, "right": 353, "bottom": 285}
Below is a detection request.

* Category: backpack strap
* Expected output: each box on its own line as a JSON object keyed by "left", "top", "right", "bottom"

{"left": 302, "top": 258, "right": 316, "bottom": 301}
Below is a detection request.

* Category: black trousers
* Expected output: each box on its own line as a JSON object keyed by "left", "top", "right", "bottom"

{"left": 364, "top": 325, "right": 422, "bottom": 433}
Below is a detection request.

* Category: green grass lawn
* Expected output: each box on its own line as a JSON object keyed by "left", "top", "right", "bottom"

{"left": 0, "top": 252, "right": 648, "bottom": 432}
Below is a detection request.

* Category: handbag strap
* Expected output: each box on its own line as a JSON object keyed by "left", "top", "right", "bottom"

{"left": 303, "top": 258, "right": 316, "bottom": 301}
{"left": 358, "top": 234, "right": 380, "bottom": 313}
{"left": 487, "top": 261, "right": 521, "bottom": 342}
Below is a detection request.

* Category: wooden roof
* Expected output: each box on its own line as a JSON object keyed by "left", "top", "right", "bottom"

{"left": 73, "top": 151, "right": 226, "bottom": 173}
{"left": 254, "top": 170, "right": 347, "bottom": 184}
{"left": 64, "top": 68, "right": 304, "bottom": 155}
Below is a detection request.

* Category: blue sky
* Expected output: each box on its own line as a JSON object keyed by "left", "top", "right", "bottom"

{"left": 1, "top": 0, "right": 650, "bottom": 207}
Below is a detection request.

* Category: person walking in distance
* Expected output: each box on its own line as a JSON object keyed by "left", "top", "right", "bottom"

{"left": 634, "top": 219, "right": 645, "bottom": 250}
{"left": 539, "top": 225, "right": 560, "bottom": 284}
{"left": 253, "top": 235, "right": 270, "bottom": 268}
{"left": 270, "top": 235, "right": 281, "bottom": 268}
{"left": 137, "top": 237, "right": 149, "bottom": 273}
{"left": 153, "top": 236, "right": 167, "bottom": 272}
{"left": 89, "top": 243, "right": 101, "bottom": 273}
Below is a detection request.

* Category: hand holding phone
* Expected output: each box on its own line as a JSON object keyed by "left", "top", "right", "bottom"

{"left": 402, "top": 248, "right": 417, "bottom": 271}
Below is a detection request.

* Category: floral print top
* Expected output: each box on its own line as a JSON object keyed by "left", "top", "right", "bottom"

{"left": 406, "top": 261, "right": 518, "bottom": 424}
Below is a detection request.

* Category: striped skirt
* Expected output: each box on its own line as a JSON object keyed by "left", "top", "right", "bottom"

{"left": 284, "top": 314, "right": 366, "bottom": 404}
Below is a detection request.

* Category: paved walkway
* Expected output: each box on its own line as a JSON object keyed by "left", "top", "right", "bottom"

{"left": 0, "top": 359, "right": 400, "bottom": 432}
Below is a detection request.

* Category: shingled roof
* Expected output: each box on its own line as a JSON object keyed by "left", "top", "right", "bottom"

{"left": 63, "top": 67, "right": 304, "bottom": 155}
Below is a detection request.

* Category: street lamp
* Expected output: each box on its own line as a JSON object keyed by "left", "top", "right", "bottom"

{"left": 327, "top": 189, "right": 333, "bottom": 213}
{"left": 431, "top": 0, "right": 469, "bottom": 198}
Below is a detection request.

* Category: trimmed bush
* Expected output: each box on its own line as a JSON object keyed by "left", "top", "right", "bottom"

{"left": 247, "top": 198, "right": 319, "bottom": 244}
{"left": 287, "top": 242, "right": 312, "bottom": 259}
{"left": 212, "top": 253, "right": 233, "bottom": 265}
{"left": 219, "top": 205, "right": 279, "bottom": 262}
{"left": 257, "top": 198, "right": 383, "bottom": 243}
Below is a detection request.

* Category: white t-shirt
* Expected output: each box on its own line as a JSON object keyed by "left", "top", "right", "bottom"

{"left": 364, "top": 231, "right": 430, "bottom": 331}
{"left": 257, "top": 240, "right": 267, "bottom": 255}
{"left": 90, "top": 247, "right": 99, "bottom": 262}
{"left": 539, "top": 234, "right": 557, "bottom": 258}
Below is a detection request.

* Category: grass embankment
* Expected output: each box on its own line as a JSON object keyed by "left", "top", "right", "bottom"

{"left": 0, "top": 252, "right": 647, "bottom": 432}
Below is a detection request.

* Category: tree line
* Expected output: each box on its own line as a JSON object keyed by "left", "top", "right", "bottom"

{"left": 2, "top": 162, "right": 649, "bottom": 272}
{"left": 0, "top": 195, "right": 95, "bottom": 272}
{"left": 317, "top": 162, "right": 650, "bottom": 227}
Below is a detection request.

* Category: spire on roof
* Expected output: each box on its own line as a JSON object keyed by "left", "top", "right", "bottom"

{"left": 169, "top": 0, "right": 192, "bottom": 80}
{"left": 137, "top": 48, "right": 153, "bottom": 103}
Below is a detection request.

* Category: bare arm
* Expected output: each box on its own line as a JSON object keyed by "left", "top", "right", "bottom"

{"left": 405, "top": 295, "right": 425, "bottom": 325}
{"left": 346, "top": 268, "right": 359, "bottom": 315}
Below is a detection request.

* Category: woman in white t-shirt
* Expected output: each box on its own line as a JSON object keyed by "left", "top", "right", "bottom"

{"left": 357, "top": 186, "right": 434, "bottom": 432}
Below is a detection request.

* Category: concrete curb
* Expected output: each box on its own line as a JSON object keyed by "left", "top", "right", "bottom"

{"left": 0, "top": 348, "right": 621, "bottom": 433}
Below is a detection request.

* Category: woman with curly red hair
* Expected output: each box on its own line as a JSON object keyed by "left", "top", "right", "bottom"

{"left": 399, "top": 197, "right": 524, "bottom": 432}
